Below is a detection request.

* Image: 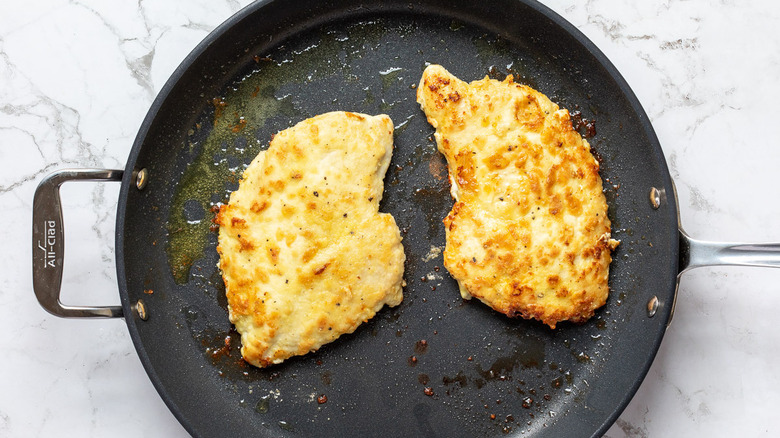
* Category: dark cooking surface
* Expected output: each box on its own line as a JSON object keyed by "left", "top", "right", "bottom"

{"left": 116, "top": 1, "right": 678, "bottom": 437}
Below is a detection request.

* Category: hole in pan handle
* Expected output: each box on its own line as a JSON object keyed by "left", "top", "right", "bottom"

{"left": 32, "top": 169, "right": 124, "bottom": 318}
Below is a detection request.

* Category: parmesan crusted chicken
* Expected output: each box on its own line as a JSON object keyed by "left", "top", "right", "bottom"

{"left": 216, "top": 111, "right": 405, "bottom": 367}
{"left": 417, "top": 65, "right": 618, "bottom": 328}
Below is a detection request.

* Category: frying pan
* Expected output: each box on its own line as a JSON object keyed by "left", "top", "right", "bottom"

{"left": 30, "top": 0, "right": 780, "bottom": 436}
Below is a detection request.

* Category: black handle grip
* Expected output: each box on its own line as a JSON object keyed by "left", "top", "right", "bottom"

{"left": 32, "top": 169, "right": 124, "bottom": 318}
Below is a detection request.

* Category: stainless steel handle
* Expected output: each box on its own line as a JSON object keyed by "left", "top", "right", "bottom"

{"left": 32, "top": 169, "right": 124, "bottom": 318}
{"left": 679, "top": 229, "right": 780, "bottom": 275}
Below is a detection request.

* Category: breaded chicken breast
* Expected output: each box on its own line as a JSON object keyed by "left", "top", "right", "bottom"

{"left": 216, "top": 111, "right": 405, "bottom": 367}
{"left": 417, "top": 65, "right": 617, "bottom": 328}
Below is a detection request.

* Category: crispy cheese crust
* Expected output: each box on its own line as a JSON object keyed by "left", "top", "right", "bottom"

{"left": 216, "top": 111, "right": 405, "bottom": 367}
{"left": 417, "top": 65, "right": 618, "bottom": 328}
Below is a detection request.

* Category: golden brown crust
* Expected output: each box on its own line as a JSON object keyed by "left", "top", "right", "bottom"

{"left": 216, "top": 111, "right": 405, "bottom": 367}
{"left": 417, "top": 65, "right": 618, "bottom": 328}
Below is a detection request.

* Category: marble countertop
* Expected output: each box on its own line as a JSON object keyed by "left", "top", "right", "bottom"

{"left": 3, "top": 0, "right": 780, "bottom": 436}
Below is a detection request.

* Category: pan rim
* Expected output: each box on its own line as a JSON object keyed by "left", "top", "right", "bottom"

{"left": 115, "top": 0, "right": 680, "bottom": 436}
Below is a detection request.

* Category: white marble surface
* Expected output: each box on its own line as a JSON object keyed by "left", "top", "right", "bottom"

{"left": 3, "top": 0, "right": 780, "bottom": 436}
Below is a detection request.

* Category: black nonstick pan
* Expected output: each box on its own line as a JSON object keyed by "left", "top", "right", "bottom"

{"left": 31, "top": 0, "right": 780, "bottom": 437}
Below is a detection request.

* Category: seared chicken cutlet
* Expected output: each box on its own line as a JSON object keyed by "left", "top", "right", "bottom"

{"left": 216, "top": 111, "right": 405, "bottom": 367}
{"left": 417, "top": 65, "right": 618, "bottom": 328}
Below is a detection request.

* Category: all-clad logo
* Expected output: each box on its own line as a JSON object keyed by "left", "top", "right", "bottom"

{"left": 37, "top": 220, "right": 57, "bottom": 268}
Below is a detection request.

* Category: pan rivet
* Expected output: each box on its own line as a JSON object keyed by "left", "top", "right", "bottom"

{"left": 135, "top": 299, "right": 148, "bottom": 321}
{"left": 649, "top": 187, "right": 663, "bottom": 209}
{"left": 647, "top": 296, "right": 659, "bottom": 318}
{"left": 135, "top": 168, "right": 149, "bottom": 190}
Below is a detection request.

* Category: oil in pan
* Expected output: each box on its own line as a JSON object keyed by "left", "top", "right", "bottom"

{"left": 162, "top": 14, "right": 622, "bottom": 438}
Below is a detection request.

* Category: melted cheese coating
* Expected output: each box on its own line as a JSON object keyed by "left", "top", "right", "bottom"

{"left": 417, "top": 65, "right": 618, "bottom": 328}
{"left": 216, "top": 111, "right": 405, "bottom": 367}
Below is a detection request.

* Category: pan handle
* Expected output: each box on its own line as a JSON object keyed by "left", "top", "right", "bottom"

{"left": 679, "top": 229, "right": 780, "bottom": 275}
{"left": 32, "top": 169, "right": 124, "bottom": 318}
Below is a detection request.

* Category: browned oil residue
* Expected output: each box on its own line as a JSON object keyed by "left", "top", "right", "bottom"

{"left": 475, "top": 337, "right": 546, "bottom": 388}
{"left": 412, "top": 183, "right": 451, "bottom": 239}
{"left": 205, "top": 331, "right": 237, "bottom": 365}
{"left": 212, "top": 97, "right": 227, "bottom": 125}
{"left": 487, "top": 65, "right": 503, "bottom": 80}
{"left": 418, "top": 374, "right": 430, "bottom": 385}
{"left": 442, "top": 371, "right": 468, "bottom": 388}
{"left": 428, "top": 153, "right": 447, "bottom": 180}
{"left": 321, "top": 371, "right": 332, "bottom": 385}
{"left": 199, "top": 326, "right": 243, "bottom": 369}
{"left": 570, "top": 110, "right": 596, "bottom": 138}
{"left": 231, "top": 116, "right": 247, "bottom": 133}
{"left": 408, "top": 355, "right": 418, "bottom": 367}
{"left": 576, "top": 352, "right": 591, "bottom": 363}
{"left": 212, "top": 335, "right": 232, "bottom": 359}
{"left": 414, "top": 339, "right": 429, "bottom": 354}
{"left": 479, "top": 355, "right": 527, "bottom": 380}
